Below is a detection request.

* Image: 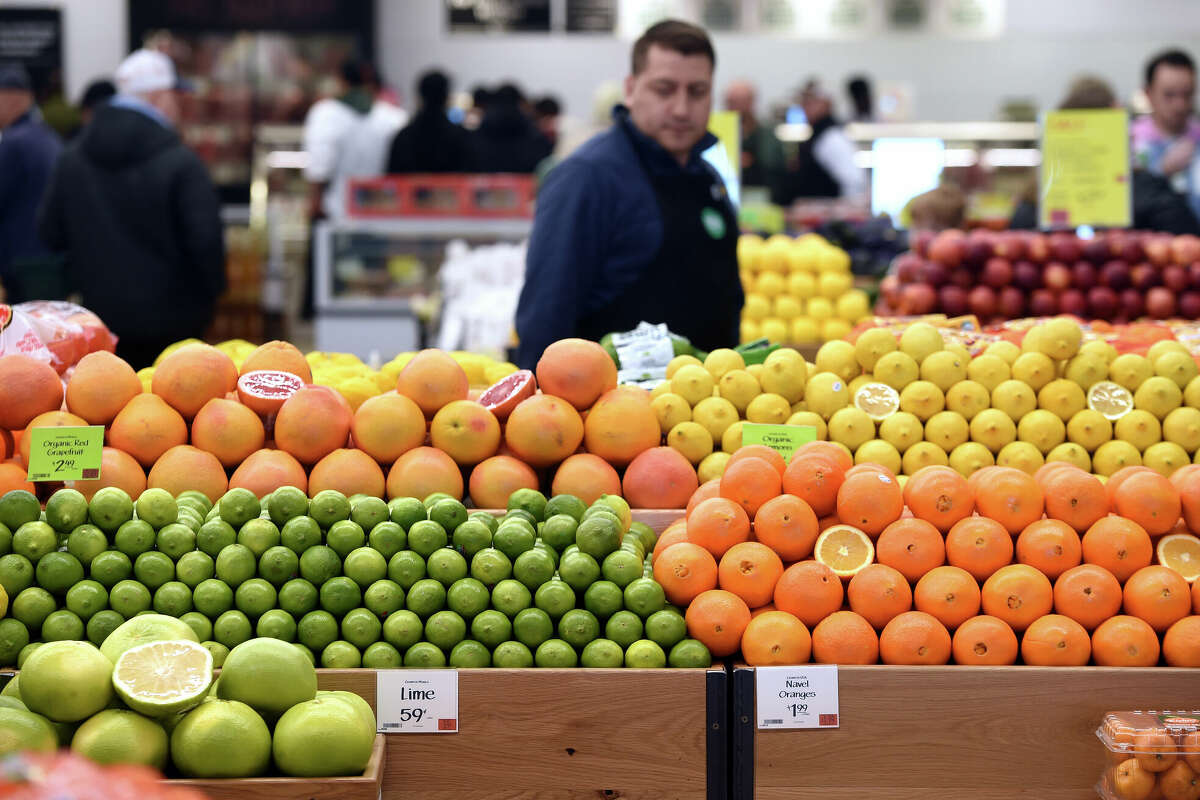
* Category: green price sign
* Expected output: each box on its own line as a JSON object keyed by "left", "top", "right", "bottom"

{"left": 26, "top": 426, "right": 105, "bottom": 482}
{"left": 741, "top": 423, "right": 817, "bottom": 462}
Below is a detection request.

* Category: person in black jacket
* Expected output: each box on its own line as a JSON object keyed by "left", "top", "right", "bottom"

{"left": 387, "top": 70, "right": 474, "bottom": 174}
{"left": 472, "top": 84, "right": 552, "bottom": 173}
{"left": 38, "top": 50, "right": 225, "bottom": 369}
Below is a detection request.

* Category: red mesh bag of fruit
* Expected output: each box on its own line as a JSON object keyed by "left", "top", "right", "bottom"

{"left": 0, "top": 302, "right": 117, "bottom": 376}
{"left": 0, "top": 751, "right": 208, "bottom": 800}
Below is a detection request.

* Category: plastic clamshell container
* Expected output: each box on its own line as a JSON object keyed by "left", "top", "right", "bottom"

{"left": 1095, "top": 711, "right": 1200, "bottom": 800}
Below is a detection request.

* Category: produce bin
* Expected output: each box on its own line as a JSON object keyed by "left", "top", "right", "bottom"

{"left": 731, "top": 665, "right": 1200, "bottom": 800}
{"left": 319, "top": 666, "right": 728, "bottom": 800}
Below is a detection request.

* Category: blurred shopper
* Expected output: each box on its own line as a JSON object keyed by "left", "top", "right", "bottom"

{"left": 787, "top": 80, "right": 866, "bottom": 200}
{"left": 846, "top": 75, "right": 874, "bottom": 122}
{"left": 326, "top": 63, "right": 408, "bottom": 216}
{"left": 303, "top": 58, "right": 373, "bottom": 221}
{"left": 1132, "top": 49, "right": 1200, "bottom": 220}
{"left": 472, "top": 83, "right": 552, "bottom": 173}
{"left": 515, "top": 20, "right": 742, "bottom": 367}
{"left": 724, "top": 79, "right": 787, "bottom": 203}
{"left": 37, "top": 50, "right": 225, "bottom": 368}
{"left": 387, "top": 69, "right": 475, "bottom": 174}
{"left": 78, "top": 79, "right": 116, "bottom": 128}
{"left": 532, "top": 96, "right": 562, "bottom": 149}
{"left": 0, "top": 64, "right": 62, "bottom": 304}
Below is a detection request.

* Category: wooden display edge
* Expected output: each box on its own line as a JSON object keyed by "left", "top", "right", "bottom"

{"left": 167, "top": 733, "right": 385, "bottom": 800}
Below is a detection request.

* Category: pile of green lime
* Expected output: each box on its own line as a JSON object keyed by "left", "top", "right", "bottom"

{"left": 0, "top": 485, "right": 711, "bottom": 670}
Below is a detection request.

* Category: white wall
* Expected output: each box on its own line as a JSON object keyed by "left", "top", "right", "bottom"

{"left": 11, "top": 0, "right": 128, "bottom": 100}
{"left": 378, "top": 0, "right": 1200, "bottom": 122}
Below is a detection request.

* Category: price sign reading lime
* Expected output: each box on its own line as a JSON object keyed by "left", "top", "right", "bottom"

{"left": 26, "top": 426, "right": 105, "bottom": 482}
{"left": 375, "top": 670, "right": 458, "bottom": 733}
{"left": 741, "top": 423, "right": 817, "bottom": 462}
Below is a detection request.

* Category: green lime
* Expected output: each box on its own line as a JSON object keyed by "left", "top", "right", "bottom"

{"left": 87, "top": 551, "right": 130, "bottom": 588}
{"left": 582, "top": 505, "right": 621, "bottom": 527}
{"left": 424, "top": 609, "right": 466, "bottom": 651}
{"left": 623, "top": 577, "right": 666, "bottom": 619}
{"left": 196, "top": 519, "right": 236, "bottom": 557}
{"left": 363, "top": 579, "right": 404, "bottom": 618}
{"left": 89, "top": 487, "right": 135, "bottom": 533}
{"left": 297, "top": 545, "right": 341, "bottom": 586}
{"left": 267, "top": 487, "right": 309, "bottom": 526}
{"left": 174, "top": 551, "right": 214, "bottom": 588}
{"left": 491, "top": 640, "right": 533, "bottom": 667}
{"left": 153, "top": 580, "right": 193, "bottom": 616}
{"left": 451, "top": 519, "right": 491, "bottom": 559}
{"left": 234, "top": 578, "right": 276, "bottom": 618}
{"left": 469, "top": 609, "right": 512, "bottom": 649}
{"left": 325, "top": 520, "right": 365, "bottom": 560}
{"left": 318, "top": 576, "right": 361, "bottom": 617}
{"left": 85, "top": 609, "right": 123, "bottom": 647}
{"left": 583, "top": 580, "right": 624, "bottom": 620}
{"left": 0, "top": 522, "right": 11, "bottom": 557}
{"left": 13, "top": 522, "right": 57, "bottom": 564}
{"left": 297, "top": 610, "right": 338, "bottom": 652}
{"left": 12, "top": 587, "right": 55, "bottom": 630}
{"left": 132, "top": 551, "right": 173, "bottom": 590}
{"left": 367, "top": 521, "right": 406, "bottom": 560}
{"left": 446, "top": 577, "right": 489, "bottom": 619}
{"left": 0, "top": 490, "right": 40, "bottom": 531}
{"left": 293, "top": 642, "right": 315, "bottom": 665}
{"left": 113, "top": 519, "right": 155, "bottom": 558}
{"left": 218, "top": 488, "right": 261, "bottom": 528}
{"left": 468, "top": 511, "right": 498, "bottom": 534}
{"left": 35, "top": 551, "right": 84, "bottom": 595}
{"left": 513, "top": 606, "right": 554, "bottom": 649}
{"left": 155, "top": 523, "right": 195, "bottom": 561}
{"left": 309, "top": 490, "right": 350, "bottom": 529}
{"left": 645, "top": 609, "right": 688, "bottom": 650}
{"left": 180, "top": 610, "right": 213, "bottom": 642}
{"left": 340, "top": 607, "right": 382, "bottom": 650}
{"left": 64, "top": 580, "right": 107, "bottom": 621}
{"left": 625, "top": 639, "right": 667, "bottom": 668}
{"left": 448, "top": 639, "right": 490, "bottom": 667}
{"left": 507, "top": 488, "right": 547, "bottom": 521}
{"left": 320, "top": 640, "right": 361, "bottom": 668}
{"left": 278, "top": 578, "right": 319, "bottom": 618}
{"left": 176, "top": 491, "right": 213, "bottom": 515}
{"left": 202, "top": 640, "right": 230, "bottom": 668}
{"left": 403, "top": 641, "right": 446, "bottom": 668}
{"left": 535, "top": 638, "right": 577, "bottom": 667}
{"left": 388, "top": 497, "right": 427, "bottom": 531}
{"left": 629, "top": 522, "right": 657, "bottom": 553}
{"left": 407, "top": 520, "right": 447, "bottom": 559}
{"left": 363, "top": 641, "right": 402, "bottom": 668}
{"left": 279, "top": 516, "right": 322, "bottom": 554}
{"left": 605, "top": 610, "right": 643, "bottom": 649}
{"left": 213, "top": 609, "right": 253, "bottom": 649}
{"left": 108, "top": 579, "right": 151, "bottom": 619}
{"left": 382, "top": 609, "right": 423, "bottom": 651}
{"left": 490, "top": 579, "right": 531, "bottom": 618}
{"left": 236, "top": 518, "right": 280, "bottom": 558}
{"left": 192, "top": 578, "right": 234, "bottom": 619}
{"left": 512, "top": 548, "right": 556, "bottom": 591}
{"left": 532, "top": 541, "right": 559, "bottom": 565}
{"left": 405, "top": 578, "right": 446, "bottom": 618}
{"left": 349, "top": 496, "right": 389, "bottom": 531}
{"left": 0, "top": 618, "right": 29, "bottom": 665}
{"left": 66, "top": 524, "right": 107, "bottom": 566}
{"left": 594, "top": 495, "right": 631, "bottom": 530}
{"left": 45, "top": 489, "right": 89, "bottom": 534}
{"left": 41, "top": 609, "right": 84, "bottom": 641}
{"left": 422, "top": 492, "right": 455, "bottom": 510}
{"left": 580, "top": 638, "right": 624, "bottom": 668}
{"left": 0, "top": 553, "right": 33, "bottom": 597}
{"left": 469, "top": 548, "right": 511, "bottom": 587}
{"left": 558, "top": 608, "right": 600, "bottom": 650}
{"left": 427, "top": 549, "right": 468, "bottom": 587}
{"left": 386, "top": 550, "right": 425, "bottom": 590}
{"left": 174, "top": 509, "right": 203, "bottom": 534}
{"left": 502, "top": 509, "right": 537, "bottom": 528}
{"left": 601, "top": 550, "right": 643, "bottom": 589}
{"left": 176, "top": 496, "right": 207, "bottom": 517}
{"left": 544, "top": 495, "right": 586, "bottom": 523}
{"left": 576, "top": 516, "right": 621, "bottom": 561}
{"left": 559, "top": 552, "right": 601, "bottom": 593}
{"left": 258, "top": 545, "right": 303, "bottom": 587}
{"left": 492, "top": 524, "right": 535, "bottom": 562}
{"left": 427, "top": 498, "right": 466, "bottom": 533}
{"left": 540, "top": 515, "right": 579, "bottom": 553}
{"left": 134, "top": 488, "right": 178, "bottom": 530}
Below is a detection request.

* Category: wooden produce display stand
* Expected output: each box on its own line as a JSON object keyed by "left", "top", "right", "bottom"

{"left": 730, "top": 664, "right": 1200, "bottom": 800}
{"left": 320, "top": 666, "right": 728, "bottom": 800}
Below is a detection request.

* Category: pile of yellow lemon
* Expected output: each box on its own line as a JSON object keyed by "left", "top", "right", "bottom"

{"left": 737, "top": 233, "right": 872, "bottom": 345}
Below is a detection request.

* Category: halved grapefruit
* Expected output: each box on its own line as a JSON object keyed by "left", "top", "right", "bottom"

{"left": 237, "top": 370, "right": 303, "bottom": 418}
{"left": 478, "top": 369, "right": 536, "bottom": 421}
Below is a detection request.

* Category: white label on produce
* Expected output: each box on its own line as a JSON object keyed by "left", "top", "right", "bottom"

{"left": 755, "top": 665, "right": 839, "bottom": 729}
{"left": 376, "top": 670, "right": 459, "bottom": 733}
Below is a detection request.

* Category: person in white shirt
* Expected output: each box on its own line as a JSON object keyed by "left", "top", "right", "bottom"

{"left": 326, "top": 65, "right": 408, "bottom": 219}
{"left": 788, "top": 81, "right": 866, "bottom": 200}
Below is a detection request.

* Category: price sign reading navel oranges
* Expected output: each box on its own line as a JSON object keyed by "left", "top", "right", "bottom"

{"left": 756, "top": 665, "right": 839, "bottom": 729}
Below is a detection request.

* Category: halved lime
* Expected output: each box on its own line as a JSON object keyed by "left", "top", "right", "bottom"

{"left": 854, "top": 382, "right": 901, "bottom": 421}
{"left": 112, "top": 639, "right": 212, "bottom": 717}
{"left": 1087, "top": 380, "right": 1134, "bottom": 420}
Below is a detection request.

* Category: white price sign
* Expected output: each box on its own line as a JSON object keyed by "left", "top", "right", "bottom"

{"left": 375, "top": 670, "right": 459, "bottom": 733}
{"left": 755, "top": 665, "right": 839, "bottom": 729}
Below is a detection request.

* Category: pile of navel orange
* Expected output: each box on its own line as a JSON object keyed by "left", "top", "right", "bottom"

{"left": 652, "top": 441, "right": 1200, "bottom": 667}
{"left": 0, "top": 338, "right": 700, "bottom": 510}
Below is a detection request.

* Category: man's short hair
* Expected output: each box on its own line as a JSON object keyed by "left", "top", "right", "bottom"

{"left": 533, "top": 96, "right": 560, "bottom": 117}
{"left": 80, "top": 79, "right": 116, "bottom": 110}
{"left": 631, "top": 20, "right": 715, "bottom": 75}
{"left": 417, "top": 70, "right": 450, "bottom": 109}
{"left": 1145, "top": 49, "right": 1195, "bottom": 87}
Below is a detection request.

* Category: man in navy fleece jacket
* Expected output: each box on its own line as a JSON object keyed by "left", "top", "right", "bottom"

{"left": 514, "top": 20, "right": 743, "bottom": 368}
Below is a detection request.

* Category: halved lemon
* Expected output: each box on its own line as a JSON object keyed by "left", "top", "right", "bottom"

{"left": 854, "top": 382, "right": 900, "bottom": 421}
{"left": 814, "top": 524, "right": 875, "bottom": 578}
{"left": 1156, "top": 533, "right": 1200, "bottom": 583}
{"left": 113, "top": 639, "right": 213, "bottom": 718}
{"left": 1087, "top": 381, "right": 1134, "bottom": 421}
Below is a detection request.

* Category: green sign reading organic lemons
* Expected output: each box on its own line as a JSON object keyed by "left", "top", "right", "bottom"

{"left": 26, "top": 426, "right": 105, "bottom": 482}
{"left": 741, "top": 423, "right": 817, "bottom": 461}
